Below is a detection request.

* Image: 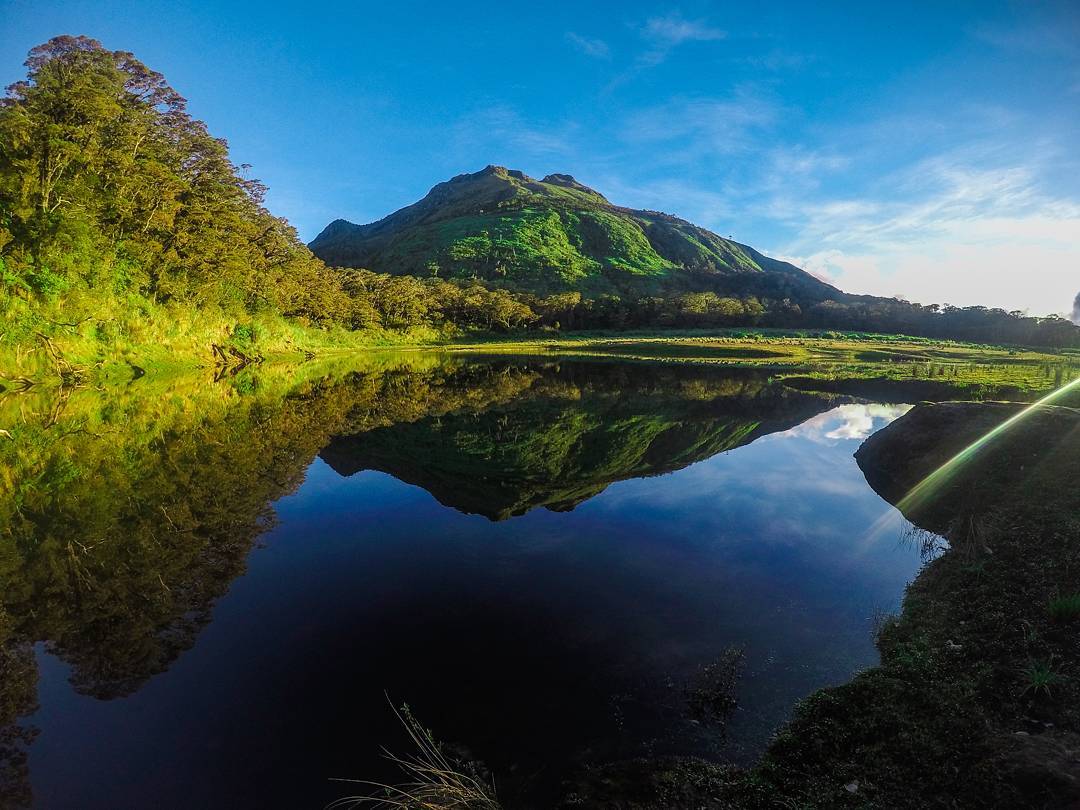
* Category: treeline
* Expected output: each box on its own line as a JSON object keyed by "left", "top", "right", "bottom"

{"left": 338, "top": 270, "right": 535, "bottom": 331}
{"left": 799, "top": 298, "right": 1080, "bottom": 350}
{"left": 539, "top": 292, "right": 1080, "bottom": 349}
{"left": 337, "top": 279, "right": 1080, "bottom": 349}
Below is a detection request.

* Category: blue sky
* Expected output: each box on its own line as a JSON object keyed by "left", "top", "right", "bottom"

{"left": 4, "top": 1, "right": 1078, "bottom": 315}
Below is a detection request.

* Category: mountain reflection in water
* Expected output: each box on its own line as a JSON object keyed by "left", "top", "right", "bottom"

{"left": 0, "top": 356, "right": 930, "bottom": 809}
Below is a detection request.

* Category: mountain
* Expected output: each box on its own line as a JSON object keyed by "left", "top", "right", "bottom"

{"left": 310, "top": 165, "right": 843, "bottom": 300}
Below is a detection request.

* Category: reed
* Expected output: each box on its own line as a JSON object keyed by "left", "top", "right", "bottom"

{"left": 329, "top": 702, "right": 500, "bottom": 810}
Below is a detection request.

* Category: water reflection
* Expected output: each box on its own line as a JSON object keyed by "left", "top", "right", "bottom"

{"left": 0, "top": 357, "right": 933, "bottom": 808}
{"left": 788, "top": 403, "right": 912, "bottom": 443}
{"left": 319, "top": 361, "right": 849, "bottom": 520}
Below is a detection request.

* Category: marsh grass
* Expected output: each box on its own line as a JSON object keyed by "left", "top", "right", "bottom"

{"left": 1021, "top": 660, "right": 1065, "bottom": 699}
{"left": 945, "top": 515, "right": 997, "bottom": 563}
{"left": 447, "top": 330, "right": 1079, "bottom": 401}
{"left": 330, "top": 703, "right": 500, "bottom": 810}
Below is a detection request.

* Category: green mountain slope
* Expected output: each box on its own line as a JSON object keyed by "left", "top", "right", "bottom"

{"left": 310, "top": 166, "right": 842, "bottom": 300}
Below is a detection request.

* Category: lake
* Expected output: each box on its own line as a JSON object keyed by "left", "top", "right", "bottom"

{"left": 0, "top": 356, "right": 935, "bottom": 808}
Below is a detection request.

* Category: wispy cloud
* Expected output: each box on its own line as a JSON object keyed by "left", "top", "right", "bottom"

{"left": 639, "top": 13, "right": 726, "bottom": 66}
{"left": 778, "top": 154, "right": 1080, "bottom": 316}
{"left": 450, "top": 105, "right": 578, "bottom": 159}
{"left": 565, "top": 32, "right": 610, "bottom": 59}
{"left": 971, "top": 14, "right": 1080, "bottom": 60}
{"left": 643, "top": 13, "right": 726, "bottom": 47}
{"left": 619, "top": 90, "right": 779, "bottom": 157}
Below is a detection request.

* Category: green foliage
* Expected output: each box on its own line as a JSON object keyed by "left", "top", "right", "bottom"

{"left": 384, "top": 207, "right": 600, "bottom": 286}
{"left": 229, "top": 323, "right": 257, "bottom": 351}
{"left": 1047, "top": 593, "right": 1080, "bottom": 622}
{"left": 25, "top": 265, "right": 66, "bottom": 296}
{"left": 1022, "top": 660, "right": 1064, "bottom": 698}
{"left": 0, "top": 38, "right": 549, "bottom": 378}
{"left": 0, "top": 36, "right": 350, "bottom": 326}
{"left": 577, "top": 210, "right": 672, "bottom": 276}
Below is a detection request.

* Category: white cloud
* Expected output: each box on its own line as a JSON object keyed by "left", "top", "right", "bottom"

{"left": 565, "top": 32, "right": 610, "bottom": 59}
{"left": 643, "top": 14, "right": 726, "bottom": 46}
{"left": 593, "top": 175, "right": 736, "bottom": 225}
{"left": 639, "top": 13, "right": 726, "bottom": 65}
{"left": 781, "top": 405, "right": 912, "bottom": 445}
{"left": 450, "top": 106, "right": 578, "bottom": 158}
{"left": 779, "top": 158, "right": 1080, "bottom": 316}
{"left": 797, "top": 237, "right": 1079, "bottom": 317}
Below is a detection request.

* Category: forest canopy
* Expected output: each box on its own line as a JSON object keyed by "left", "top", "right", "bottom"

{"left": 0, "top": 36, "right": 349, "bottom": 322}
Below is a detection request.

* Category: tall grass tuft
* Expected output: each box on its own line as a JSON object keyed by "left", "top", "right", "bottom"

{"left": 1048, "top": 593, "right": 1080, "bottom": 623}
{"left": 329, "top": 702, "right": 500, "bottom": 810}
{"left": 1021, "top": 660, "right": 1064, "bottom": 699}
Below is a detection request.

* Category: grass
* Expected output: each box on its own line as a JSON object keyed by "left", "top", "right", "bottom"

{"left": 444, "top": 329, "right": 1080, "bottom": 401}
{"left": 0, "top": 287, "right": 449, "bottom": 386}
{"left": 1047, "top": 593, "right": 1080, "bottom": 623}
{"left": 1022, "top": 661, "right": 1065, "bottom": 699}
{"left": 5, "top": 294, "right": 1075, "bottom": 403}
{"left": 329, "top": 703, "right": 500, "bottom": 810}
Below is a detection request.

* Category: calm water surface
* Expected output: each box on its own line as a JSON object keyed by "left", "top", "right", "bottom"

{"left": 5, "top": 358, "right": 932, "bottom": 808}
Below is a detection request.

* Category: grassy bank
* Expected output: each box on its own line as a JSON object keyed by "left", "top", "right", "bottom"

{"left": 0, "top": 291, "right": 450, "bottom": 387}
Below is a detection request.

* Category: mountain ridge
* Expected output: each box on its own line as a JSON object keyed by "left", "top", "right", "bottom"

{"left": 310, "top": 165, "right": 844, "bottom": 301}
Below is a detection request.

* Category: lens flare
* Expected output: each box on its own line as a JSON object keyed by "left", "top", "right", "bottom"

{"left": 896, "top": 375, "right": 1080, "bottom": 517}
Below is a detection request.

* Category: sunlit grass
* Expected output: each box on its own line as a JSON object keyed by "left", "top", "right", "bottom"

{"left": 329, "top": 703, "right": 500, "bottom": 810}
{"left": 445, "top": 330, "right": 1079, "bottom": 401}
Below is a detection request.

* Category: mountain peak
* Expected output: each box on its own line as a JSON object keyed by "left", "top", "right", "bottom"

{"left": 309, "top": 167, "right": 841, "bottom": 304}
{"left": 541, "top": 172, "right": 583, "bottom": 188}
{"left": 476, "top": 164, "right": 526, "bottom": 180}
